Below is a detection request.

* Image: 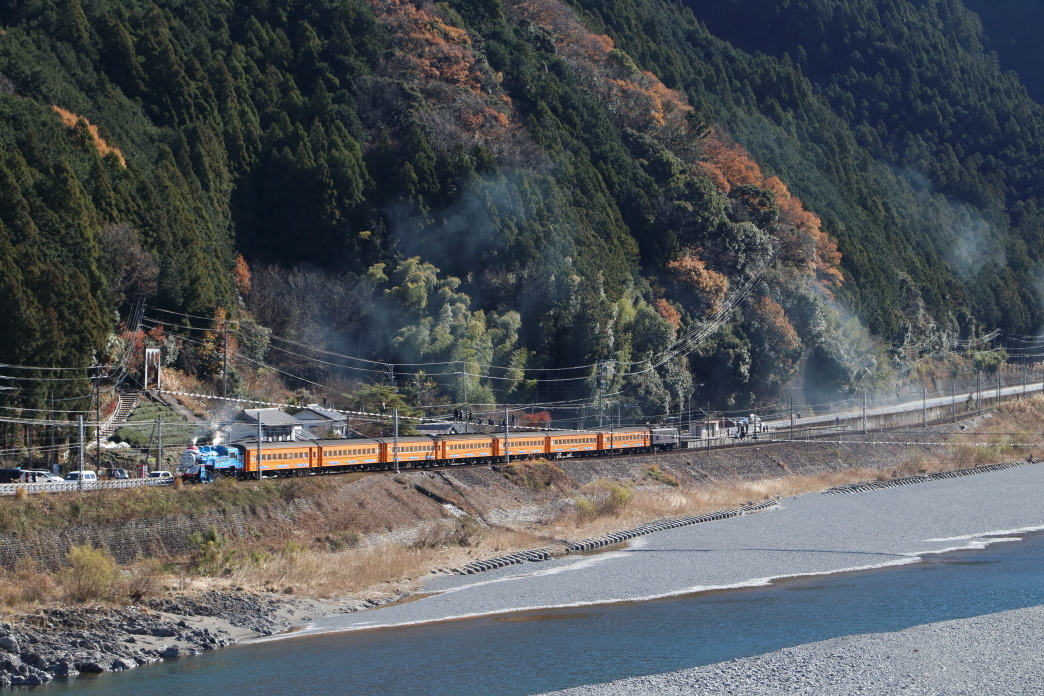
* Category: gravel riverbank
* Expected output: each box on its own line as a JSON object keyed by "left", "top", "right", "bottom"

{"left": 542, "top": 605, "right": 1044, "bottom": 695}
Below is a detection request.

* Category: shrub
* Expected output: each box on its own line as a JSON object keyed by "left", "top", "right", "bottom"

{"left": 188, "top": 526, "right": 238, "bottom": 576}
{"left": 65, "top": 544, "right": 121, "bottom": 601}
{"left": 127, "top": 558, "right": 164, "bottom": 600}
{"left": 502, "top": 460, "right": 569, "bottom": 490}
{"left": 573, "top": 480, "right": 633, "bottom": 519}
{"left": 411, "top": 517, "right": 482, "bottom": 549}
{"left": 646, "top": 465, "right": 680, "bottom": 487}
{"left": 319, "top": 531, "right": 360, "bottom": 551}
{"left": 0, "top": 557, "right": 56, "bottom": 606}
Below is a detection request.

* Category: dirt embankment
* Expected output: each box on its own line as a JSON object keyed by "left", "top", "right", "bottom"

{"left": 0, "top": 419, "right": 980, "bottom": 574}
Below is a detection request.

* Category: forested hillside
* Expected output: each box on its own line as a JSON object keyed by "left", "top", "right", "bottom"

{"left": 963, "top": 0, "right": 1044, "bottom": 104}
{"left": 0, "top": 0, "right": 1038, "bottom": 431}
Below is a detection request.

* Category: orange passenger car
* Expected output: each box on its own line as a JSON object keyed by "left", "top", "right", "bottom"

{"left": 384, "top": 436, "right": 438, "bottom": 464}
{"left": 492, "top": 433, "right": 549, "bottom": 458}
{"left": 437, "top": 433, "right": 496, "bottom": 461}
{"left": 596, "top": 427, "right": 650, "bottom": 452}
{"left": 242, "top": 440, "right": 316, "bottom": 474}
{"left": 316, "top": 440, "right": 381, "bottom": 468}
{"left": 547, "top": 430, "right": 598, "bottom": 456}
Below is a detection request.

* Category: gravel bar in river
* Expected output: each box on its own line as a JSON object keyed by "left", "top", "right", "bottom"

{"left": 541, "top": 604, "right": 1044, "bottom": 695}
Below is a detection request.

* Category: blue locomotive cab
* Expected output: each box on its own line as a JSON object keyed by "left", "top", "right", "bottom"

{"left": 178, "top": 444, "right": 243, "bottom": 482}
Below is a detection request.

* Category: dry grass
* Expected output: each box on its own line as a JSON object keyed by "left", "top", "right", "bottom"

{"left": 157, "top": 369, "right": 212, "bottom": 417}
{"left": 539, "top": 468, "right": 886, "bottom": 541}
{"left": 901, "top": 396, "right": 1044, "bottom": 472}
{"left": 217, "top": 525, "right": 551, "bottom": 596}
{"left": 223, "top": 545, "right": 440, "bottom": 597}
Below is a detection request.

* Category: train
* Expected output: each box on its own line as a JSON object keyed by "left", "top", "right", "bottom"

{"left": 177, "top": 427, "right": 682, "bottom": 480}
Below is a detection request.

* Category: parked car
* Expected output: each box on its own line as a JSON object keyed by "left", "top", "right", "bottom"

{"left": 111, "top": 468, "right": 129, "bottom": 480}
{"left": 0, "top": 469, "right": 25, "bottom": 483}
{"left": 147, "top": 470, "right": 174, "bottom": 481}
{"left": 64, "top": 471, "right": 98, "bottom": 482}
{"left": 23, "top": 470, "right": 63, "bottom": 483}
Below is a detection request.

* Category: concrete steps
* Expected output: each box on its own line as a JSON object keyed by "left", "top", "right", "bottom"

{"left": 99, "top": 390, "right": 140, "bottom": 440}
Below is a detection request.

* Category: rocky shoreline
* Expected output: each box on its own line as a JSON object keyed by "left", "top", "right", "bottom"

{"left": 0, "top": 604, "right": 233, "bottom": 687}
{"left": 0, "top": 587, "right": 417, "bottom": 687}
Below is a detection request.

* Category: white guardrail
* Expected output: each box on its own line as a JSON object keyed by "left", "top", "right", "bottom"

{"left": 0, "top": 478, "right": 172, "bottom": 496}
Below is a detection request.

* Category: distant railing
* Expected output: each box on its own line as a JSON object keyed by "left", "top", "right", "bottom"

{"left": 0, "top": 478, "right": 172, "bottom": 496}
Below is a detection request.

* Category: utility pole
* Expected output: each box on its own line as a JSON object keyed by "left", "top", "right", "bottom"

{"left": 77, "top": 415, "right": 84, "bottom": 492}
{"left": 222, "top": 324, "right": 228, "bottom": 400}
{"left": 862, "top": 392, "right": 867, "bottom": 434}
{"left": 922, "top": 386, "right": 927, "bottom": 428}
{"left": 461, "top": 361, "right": 468, "bottom": 435}
{"left": 504, "top": 406, "right": 510, "bottom": 465}
{"left": 95, "top": 374, "right": 101, "bottom": 473}
{"left": 790, "top": 395, "right": 795, "bottom": 441}
{"left": 49, "top": 390, "right": 54, "bottom": 473}
{"left": 256, "top": 415, "right": 262, "bottom": 481}
{"left": 393, "top": 409, "right": 399, "bottom": 474}
{"left": 977, "top": 371, "right": 982, "bottom": 413}
{"left": 996, "top": 374, "right": 1001, "bottom": 406}
{"left": 157, "top": 416, "right": 163, "bottom": 473}
{"left": 952, "top": 383, "right": 956, "bottom": 423}
{"left": 597, "top": 361, "right": 604, "bottom": 429}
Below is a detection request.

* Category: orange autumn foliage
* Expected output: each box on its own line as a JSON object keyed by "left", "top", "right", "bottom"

{"left": 763, "top": 176, "right": 844, "bottom": 291}
{"left": 701, "top": 130, "right": 843, "bottom": 292}
{"left": 667, "top": 251, "right": 729, "bottom": 314}
{"left": 233, "top": 254, "right": 251, "bottom": 296}
{"left": 521, "top": 411, "right": 552, "bottom": 427}
{"left": 508, "top": 0, "right": 845, "bottom": 297}
{"left": 52, "top": 106, "right": 126, "bottom": 167}
{"left": 368, "top": 0, "right": 515, "bottom": 144}
{"left": 751, "top": 296, "right": 800, "bottom": 365}
{"left": 654, "top": 298, "right": 681, "bottom": 331}
{"left": 506, "top": 0, "right": 695, "bottom": 152}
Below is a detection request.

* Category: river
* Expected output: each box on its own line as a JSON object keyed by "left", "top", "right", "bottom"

{"left": 33, "top": 461, "right": 1044, "bottom": 695}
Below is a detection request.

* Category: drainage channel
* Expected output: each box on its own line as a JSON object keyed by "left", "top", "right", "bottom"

{"left": 447, "top": 500, "right": 778, "bottom": 575}
{"left": 823, "top": 457, "right": 1038, "bottom": 495}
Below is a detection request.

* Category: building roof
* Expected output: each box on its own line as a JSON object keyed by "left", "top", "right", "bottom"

{"left": 414, "top": 422, "right": 462, "bottom": 435}
{"left": 237, "top": 408, "right": 304, "bottom": 427}
{"left": 292, "top": 404, "right": 347, "bottom": 422}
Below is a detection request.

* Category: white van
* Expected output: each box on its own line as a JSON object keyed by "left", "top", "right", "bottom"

{"left": 64, "top": 471, "right": 98, "bottom": 482}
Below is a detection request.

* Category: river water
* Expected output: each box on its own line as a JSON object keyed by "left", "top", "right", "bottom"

{"left": 37, "top": 530, "right": 1044, "bottom": 696}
